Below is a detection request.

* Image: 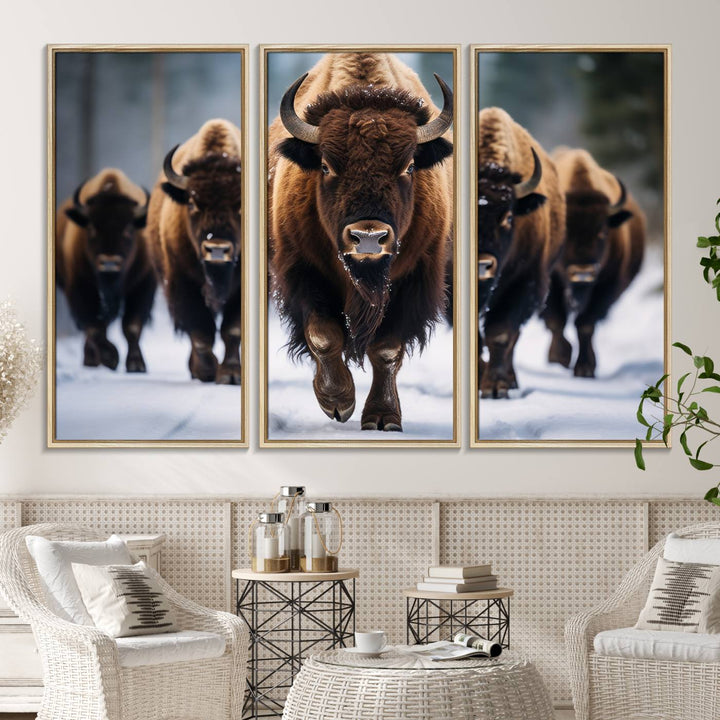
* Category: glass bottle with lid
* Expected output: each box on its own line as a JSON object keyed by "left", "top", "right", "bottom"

{"left": 301, "top": 501, "right": 343, "bottom": 573}
{"left": 276, "top": 486, "right": 306, "bottom": 571}
{"left": 251, "top": 512, "right": 290, "bottom": 573}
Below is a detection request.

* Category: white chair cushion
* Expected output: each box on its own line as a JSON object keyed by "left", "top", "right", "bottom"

{"left": 595, "top": 627, "right": 720, "bottom": 663}
{"left": 25, "top": 535, "right": 133, "bottom": 625}
{"left": 115, "top": 630, "right": 226, "bottom": 668}
{"left": 664, "top": 532, "right": 720, "bottom": 565}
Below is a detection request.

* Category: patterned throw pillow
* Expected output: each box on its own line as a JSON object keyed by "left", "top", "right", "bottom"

{"left": 635, "top": 557, "right": 720, "bottom": 633}
{"left": 71, "top": 561, "right": 178, "bottom": 638}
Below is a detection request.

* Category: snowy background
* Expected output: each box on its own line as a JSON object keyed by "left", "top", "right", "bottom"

{"left": 55, "top": 295, "right": 242, "bottom": 441}
{"left": 267, "top": 310, "right": 455, "bottom": 441}
{"left": 478, "top": 251, "right": 664, "bottom": 441}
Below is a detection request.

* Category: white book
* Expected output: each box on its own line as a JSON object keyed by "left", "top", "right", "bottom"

{"left": 422, "top": 574, "right": 496, "bottom": 585}
{"left": 427, "top": 564, "right": 491, "bottom": 579}
{"left": 417, "top": 580, "right": 498, "bottom": 593}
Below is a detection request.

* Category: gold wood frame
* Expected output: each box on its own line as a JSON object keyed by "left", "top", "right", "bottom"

{"left": 259, "top": 45, "right": 461, "bottom": 448}
{"left": 47, "top": 44, "right": 250, "bottom": 448}
{"left": 469, "top": 44, "right": 671, "bottom": 448}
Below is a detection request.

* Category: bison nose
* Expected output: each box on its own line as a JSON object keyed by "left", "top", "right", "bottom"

{"left": 96, "top": 254, "right": 123, "bottom": 273}
{"left": 567, "top": 263, "right": 598, "bottom": 283}
{"left": 201, "top": 239, "right": 234, "bottom": 264}
{"left": 478, "top": 253, "right": 498, "bottom": 281}
{"left": 342, "top": 221, "right": 396, "bottom": 257}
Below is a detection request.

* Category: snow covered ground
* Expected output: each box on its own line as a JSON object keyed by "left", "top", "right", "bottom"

{"left": 478, "top": 253, "right": 665, "bottom": 441}
{"left": 55, "top": 297, "right": 243, "bottom": 442}
{"left": 267, "top": 309, "right": 455, "bottom": 441}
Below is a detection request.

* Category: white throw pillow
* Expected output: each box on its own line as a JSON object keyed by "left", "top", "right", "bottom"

{"left": 664, "top": 532, "right": 720, "bottom": 565}
{"left": 72, "top": 561, "right": 178, "bottom": 638}
{"left": 25, "top": 534, "right": 133, "bottom": 625}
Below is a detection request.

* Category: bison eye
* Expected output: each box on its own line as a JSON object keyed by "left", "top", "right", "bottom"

{"left": 405, "top": 162, "right": 415, "bottom": 175}
{"left": 321, "top": 162, "right": 330, "bottom": 176}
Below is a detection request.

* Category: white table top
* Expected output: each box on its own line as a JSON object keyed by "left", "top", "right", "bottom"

{"left": 311, "top": 646, "right": 523, "bottom": 672}
{"left": 232, "top": 568, "right": 359, "bottom": 582}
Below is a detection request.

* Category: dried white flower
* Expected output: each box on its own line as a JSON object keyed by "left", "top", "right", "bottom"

{"left": 0, "top": 300, "right": 43, "bottom": 443}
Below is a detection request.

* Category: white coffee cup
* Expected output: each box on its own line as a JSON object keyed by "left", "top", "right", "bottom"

{"left": 354, "top": 630, "right": 387, "bottom": 654}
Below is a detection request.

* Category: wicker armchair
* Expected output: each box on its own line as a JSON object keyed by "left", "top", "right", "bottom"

{"left": 0, "top": 524, "right": 248, "bottom": 720}
{"left": 566, "top": 521, "right": 720, "bottom": 720}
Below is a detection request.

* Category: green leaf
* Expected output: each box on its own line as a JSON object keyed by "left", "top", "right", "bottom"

{"left": 634, "top": 439, "right": 646, "bottom": 471}
{"left": 645, "top": 426, "right": 653, "bottom": 441}
{"left": 690, "top": 458, "right": 714, "bottom": 471}
{"left": 654, "top": 373, "right": 670, "bottom": 389}
{"left": 705, "top": 486, "right": 719, "bottom": 501}
{"left": 680, "top": 430, "right": 691, "bottom": 456}
{"left": 694, "top": 355, "right": 705, "bottom": 369}
{"left": 698, "top": 236, "right": 711, "bottom": 248}
{"left": 673, "top": 342, "right": 693, "bottom": 356}
{"left": 702, "top": 386, "right": 720, "bottom": 393}
{"left": 707, "top": 496, "right": 720, "bottom": 508}
{"left": 662, "top": 424, "right": 671, "bottom": 447}
{"left": 636, "top": 408, "right": 650, "bottom": 427}
{"left": 677, "top": 372, "right": 691, "bottom": 393}
{"left": 705, "top": 357, "right": 715, "bottom": 374}
{"left": 698, "top": 372, "right": 720, "bottom": 381}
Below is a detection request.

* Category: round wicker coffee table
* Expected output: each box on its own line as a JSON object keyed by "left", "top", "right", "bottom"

{"left": 282, "top": 647, "right": 554, "bottom": 720}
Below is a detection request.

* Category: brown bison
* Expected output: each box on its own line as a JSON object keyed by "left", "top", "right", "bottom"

{"left": 542, "top": 147, "right": 645, "bottom": 377}
{"left": 147, "top": 119, "right": 243, "bottom": 384}
{"left": 56, "top": 168, "right": 155, "bottom": 372}
{"left": 476, "top": 107, "right": 565, "bottom": 398}
{"left": 268, "top": 53, "right": 453, "bottom": 431}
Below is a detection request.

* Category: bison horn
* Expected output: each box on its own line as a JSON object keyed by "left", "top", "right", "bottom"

{"left": 416, "top": 74, "right": 453, "bottom": 144}
{"left": 163, "top": 145, "right": 189, "bottom": 190}
{"left": 280, "top": 73, "right": 320, "bottom": 145}
{"left": 134, "top": 186, "right": 151, "bottom": 219}
{"left": 609, "top": 177, "right": 627, "bottom": 211}
{"left": 72, "top": 181, "right": 87, "bottom": 210}
{"left": 514, "top": 147, "right": 542, "bottom": 198}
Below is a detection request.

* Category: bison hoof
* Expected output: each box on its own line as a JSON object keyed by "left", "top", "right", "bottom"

{"left": 574, "top": 363, "right": 596, "bottom": 378}
{"left": 216, "top": 362, "right": 242, "bottom": 385}
{"left": 548, "top": 337, "right": 572, "bottom": 368}
{"left": 480, "top": 380, "right": 511, "bottom": 399}
{"left": 319, "top": 398, "right": 356, "bottom": 423}
{"left": 126, "top": 354, "right": 146, "bottom": 373}
{"left": 361, "top": 412, "right": 402, "bottom": 432}
{"left": 100, "top": 343, "right": 119, "bottom": 371}
{"left": 189, "top": 351, "right": 218, "bottom": 383}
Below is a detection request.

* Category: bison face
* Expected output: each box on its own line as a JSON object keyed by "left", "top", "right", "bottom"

{"left": 65, "top": 187, "right": 148, "bottom": 316}
{"left": 476, "top": 149, "right": 546, "bottom": 313}
{"left": 277, "top": 74, "right": 453, "bottom": 307}
{"left": 161, "top": 150, "right": 242, "bottom": 311}
{"left": 561, "top": 185, "right": 633, "bottom": 314}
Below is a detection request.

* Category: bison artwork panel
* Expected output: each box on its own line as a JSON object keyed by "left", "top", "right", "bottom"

{"left": 50, "top": 48, "right": 247, "bottom": 445}
{"left": 264, "top": 50, "right": 457, "bottom": 445}
{"left": 472, "top": 48, "right": 667, "bottom": 445}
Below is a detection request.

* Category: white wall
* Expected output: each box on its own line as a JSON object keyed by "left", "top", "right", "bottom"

{"left": 0, "top": 0, "right": 717, "bottom": 498}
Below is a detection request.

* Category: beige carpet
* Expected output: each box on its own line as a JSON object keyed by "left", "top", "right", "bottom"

{"left": 4, "top": 711, "right": 577, "bottom": 719}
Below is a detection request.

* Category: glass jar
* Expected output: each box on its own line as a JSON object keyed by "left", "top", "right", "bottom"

{"left": 251, "top": 513, "right": 290, "bottom": 573}
{"left": 276, "top": 486, "right": 306, "bottom": 571}
{"left": 301, "top": 502, "right": 342, "bottom": 573}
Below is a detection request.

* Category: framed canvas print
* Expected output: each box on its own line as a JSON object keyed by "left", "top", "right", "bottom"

{"left": 260, "top": 45, "right": 460, "bottom": 447}
{"left": 470, "top": 45, "right": 670, "bottom": 446}
{"left": 48, "top": 45, "right": 249, "bottom": 446}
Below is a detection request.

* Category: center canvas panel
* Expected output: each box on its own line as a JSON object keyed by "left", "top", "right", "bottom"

{"left": 261, "top": 47, "right": 459, "bottom": 447}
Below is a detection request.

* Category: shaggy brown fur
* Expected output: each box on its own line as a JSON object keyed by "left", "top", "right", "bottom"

{"left": 146, "top": 119, "right": 243, "bottom": 385}
{"left": 268, "top": 53, "right": 454, "bottom": 431}
{"left": 56, "top": 168, "right": 156, "bottom": 373}
{"left": 542, "top": 147, "right": 646, "bottom": 377}
{"left": 476, "top": 107, "right": 565, "bottom": 398}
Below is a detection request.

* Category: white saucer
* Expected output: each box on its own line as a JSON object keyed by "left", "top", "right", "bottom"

{"left": 343, "top": 647, "right": 391, "bottom": 658}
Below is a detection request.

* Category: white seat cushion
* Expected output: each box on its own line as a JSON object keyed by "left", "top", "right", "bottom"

{"left": 116, "top": 630, "right": 226, "bottom": 668}
{"left": 595, "top": 627, "right": 720, "bottom": 663}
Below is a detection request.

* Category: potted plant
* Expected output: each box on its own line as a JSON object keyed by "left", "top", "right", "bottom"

{"left": 635, "top": 199, "right": 720, "bottom": 506}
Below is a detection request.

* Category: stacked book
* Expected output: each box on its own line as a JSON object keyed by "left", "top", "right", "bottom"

{"left": 416, "top": 564, "right": 498, "bottom": 593}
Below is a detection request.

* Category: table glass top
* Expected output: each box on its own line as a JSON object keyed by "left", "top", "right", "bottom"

{"left": 313, "top": 645, "right": 519, "bottom": 671}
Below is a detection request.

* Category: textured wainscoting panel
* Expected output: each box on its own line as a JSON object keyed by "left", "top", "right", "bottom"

{"left": 440, "top": 500, "right": 646, "bottom": 704}
{"left": 22, "top": 501, "right": 228, "bottom": 610}
{"left": 649, "top": 500, "right": 720, "bottom": 544}
{"left": 0, "top": 501, "right": 18, "bottom": 531}
{"left": 232, "top": 500, "right": 434, "bottom": 645}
